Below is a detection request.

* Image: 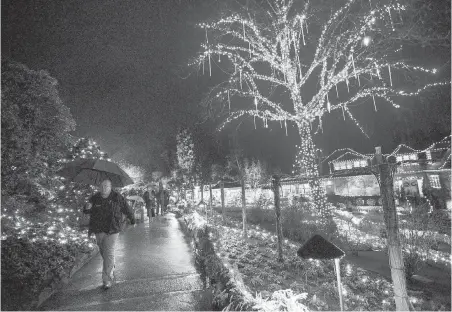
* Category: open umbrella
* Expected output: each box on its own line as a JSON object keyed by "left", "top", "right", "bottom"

{"left": 57, "top": 159, "right": 134, "bottom": 187}
{"left": 126, "top": 195, "right": 145, "bottom": 203}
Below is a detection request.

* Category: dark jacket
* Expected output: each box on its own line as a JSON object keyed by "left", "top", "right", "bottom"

{"left": 143, "top": 191, "right": 153, "bottom": 208}
{"left": 85, "top": 191, "right": 135, "bottom": 234}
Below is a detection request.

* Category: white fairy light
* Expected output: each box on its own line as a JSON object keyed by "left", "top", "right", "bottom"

{"left": 362, "top": 36, "right": 371, "bottom": 46}
{"left": 388, "top": 64, "right": 393, "bottom": 86}
{"left": 191, "top": 0, "right": 447, "bottom": 174}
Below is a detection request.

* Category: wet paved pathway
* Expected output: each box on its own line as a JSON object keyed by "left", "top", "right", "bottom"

{"left": 40, "top": 213, "right": 212, "bottom": 311}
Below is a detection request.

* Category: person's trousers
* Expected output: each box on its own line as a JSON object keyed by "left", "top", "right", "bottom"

{"left": 147, "top": 207, "right": 155, "bottom": 217}
{"left": 95, "top": 232, "right": 119, "bottom": 284}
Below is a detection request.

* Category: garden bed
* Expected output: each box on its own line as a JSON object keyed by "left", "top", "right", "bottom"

{"left": 1, "top": 236, "right": 98, "bottom": 311}
{"left": 188, "top": 206, "right": 450, "bottom": 311}
{"left": 181, "top": 210, "right": 419, "bottom": 311}
{"left": 1, "top": 196, "right": 98, "bottom": 311}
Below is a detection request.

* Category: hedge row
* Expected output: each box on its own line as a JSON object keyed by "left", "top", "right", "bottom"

{"left": 179, "top": 213, "right": 256, "bottom": 311}
{"left": 1, "top": 237, "right": 97, "bottom": 311}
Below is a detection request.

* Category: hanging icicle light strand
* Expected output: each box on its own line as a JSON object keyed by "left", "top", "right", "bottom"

{"left": 191, "top": 1, "right": 445, "bottom": 140}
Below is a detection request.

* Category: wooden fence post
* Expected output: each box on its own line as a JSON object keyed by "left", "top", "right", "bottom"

{"left": 241, "top": 177, "right": 247, "bottom": 238}
{"left": 371, "top": 147, "right": 411, "bottom": 311}
{"left": 272, "top": 175, "right": 284, "bottom": 262}
{"left": 209, "top": 183, "right": 213, "bottom": 220}
{"left": 221, "top": 181, "right": 225, "bottom": 223}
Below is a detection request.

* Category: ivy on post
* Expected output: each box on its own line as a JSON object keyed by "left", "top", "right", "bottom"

{"left": 370, "top": 146, "right": 411, "bottom": 311}
{"left": 220, "top": 181, "right": 225, "bottom": 224}
{"left": 209, "top": 182, "right": 213, "bottom": 221}
{"left": 241, "top": 177, "right": 247, "bottom": 238}
{"left": 159, "top": 180, "right": 164, "bottom": 216}
{"left": 272, "top": 175, "right": 284, "bottom": 262}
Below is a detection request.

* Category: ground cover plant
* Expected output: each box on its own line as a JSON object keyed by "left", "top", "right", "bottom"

{"left": 185, "top": 207, "right": 452, "bottom": 311}
{"left": 205, "top": 203, "right": 450, "bottom": 311}
{"left": 214, "top": 202, "right": 450, "bottom": 269}
{"left": 1, "top": 195, "right": 96, "bottom": 311}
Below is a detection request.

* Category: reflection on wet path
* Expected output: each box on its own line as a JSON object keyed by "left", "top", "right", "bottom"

{"left": 39, "top": 213, "right": 212, "bottom": 311}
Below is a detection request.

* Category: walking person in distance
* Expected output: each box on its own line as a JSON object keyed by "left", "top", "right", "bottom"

{"left": 143, "top": 189, "right": 156, "bottom": 222}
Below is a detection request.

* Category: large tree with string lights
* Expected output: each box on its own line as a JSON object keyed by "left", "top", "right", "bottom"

{"left": 190, "top": 0, "right": 447, "bottom": 215}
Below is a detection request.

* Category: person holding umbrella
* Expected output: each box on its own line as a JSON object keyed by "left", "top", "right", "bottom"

{"left": 83, "top": 179, "right": 136, "bottom": 289}
{"left": 57, "top": 158, "right": 136, "bottom": 289}
{"left": 142, "top": 189, "right": 156, "bottom": 222}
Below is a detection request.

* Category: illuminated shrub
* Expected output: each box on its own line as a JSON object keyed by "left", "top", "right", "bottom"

{"left": 282, "top": 203, "right": 338, "bottom": 242}
{"left": 337, "top": 203, "right": 347, "bottom": 210}
{"left": 356, "top": 198, "right": 365, "bottom": 206}
{"left": 254, "top": 192, "right": 274, "bottom": 210}
{"left": 248, "top": 206, "right": 275, "bottom": 225}
{"left": 1, "top": 237, "right": 82, "bottom": 310}
{"left": 400, "top": 203, "right": 441, "bottom": 280}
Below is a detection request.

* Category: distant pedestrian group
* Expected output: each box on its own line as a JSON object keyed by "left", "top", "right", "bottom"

{"left": 142, "top": 189, "right": 170, "bottom": 221}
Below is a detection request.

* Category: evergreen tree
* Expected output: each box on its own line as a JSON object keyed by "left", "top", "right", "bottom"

{"left": 1, "top": 59, "right": 76, "bottom": 197}
{"left": 56, "top": 138, "right": 109, "bottom": 209}
{"left": 176, "top": 129, "right": 196, "bottom": 198}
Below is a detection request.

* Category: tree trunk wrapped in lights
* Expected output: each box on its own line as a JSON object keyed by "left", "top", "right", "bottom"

{"left": 191, "top": 0, "right": 447, "bottom": 224}
{"left": 292, "top": 123, "right": 335, "bottom": 235}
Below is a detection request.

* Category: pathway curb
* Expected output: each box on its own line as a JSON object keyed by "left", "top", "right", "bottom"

{"left": 34, "top": 244, "right": 99, "bottom": 310}
{"left": 178, "top": 213, "right": 256, "bottom": 311}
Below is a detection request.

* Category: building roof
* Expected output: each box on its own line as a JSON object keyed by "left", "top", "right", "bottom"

{"left": 390, "top": 144, "right": 420, "bottom": 156}
{"left": 323, "top": 167, "right": 372, "bottom": 178}
{"left": 331, "top": 152, "right": 369, "bottom": 163}
{"left": 322, "top": 148, "right": 368, "bottom": 164}
{"left": 211, "top": 180, "right": 241, "bottom": 189}
{"left": 423, "top": 135, "right": 451, "bottom": 152}
{"left": 439, "top": 148, "right": 451, "bottom": 169}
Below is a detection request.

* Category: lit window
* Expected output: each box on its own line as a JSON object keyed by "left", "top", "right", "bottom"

{"left": 409, "top": 154, "right": 417, "bottom": 160}
{"left": 428, "top": 175, "right": 441, "bottom": 189}
{"left": 354, "top": 161, "right": 360, "bottom": 168}
{"left": 346, "top": 162, "right": 353, "bottom": 169}
{"left": 426, "top": 151, "right": 432, "bottom": 160}
{"left": 397, "top": 156, "right": 402, "bottom": 162}
{"left": 402, "top": 155, "right": 410, "bottom": 161}
{"left": 361, "top": 160, "right": 367, "bottom": 167}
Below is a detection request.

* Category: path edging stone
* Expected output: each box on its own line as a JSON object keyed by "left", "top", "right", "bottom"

{"left": 33, "top": 244, "right": 99, "bottom": 310}
{"left": 178, "top": 213, "right": 256, "bottom": 311}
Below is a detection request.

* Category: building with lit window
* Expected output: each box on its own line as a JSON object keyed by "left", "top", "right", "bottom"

{"left": 186, "top": 136, "right": 450, "bottom": 210}
{"left": 280, "top": 136, "right": 451, "bottom": 208}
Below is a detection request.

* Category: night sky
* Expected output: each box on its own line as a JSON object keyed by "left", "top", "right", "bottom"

{"left": 2, "top": 0, "right": 450, "bottom": 174}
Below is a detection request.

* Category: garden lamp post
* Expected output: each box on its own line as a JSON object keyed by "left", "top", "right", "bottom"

{"left": 297, "top": 234, "right": 345, "bottom": 311}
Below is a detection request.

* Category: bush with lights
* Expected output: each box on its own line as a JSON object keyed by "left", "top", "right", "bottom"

{"left": 0, "top": 137, "right": 107, "bottom": 310}
{"left": 55, "top": 137, "right": 110, "bottom": 210}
